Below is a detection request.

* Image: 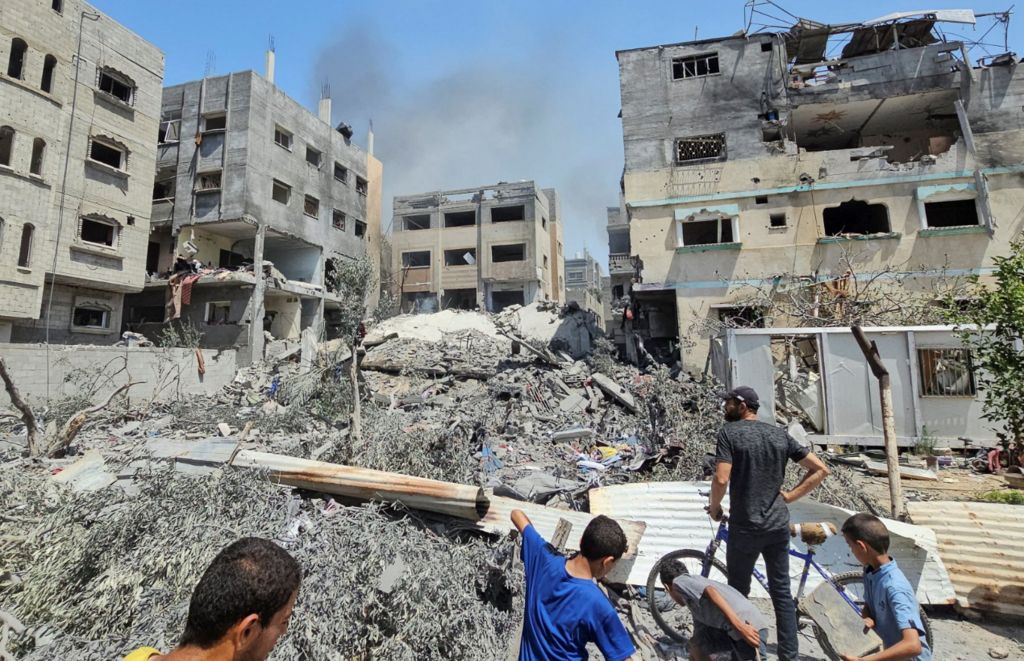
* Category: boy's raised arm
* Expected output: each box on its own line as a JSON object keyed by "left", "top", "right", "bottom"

{"left": 511, "top": 509, "right": 531, "bottom": 533}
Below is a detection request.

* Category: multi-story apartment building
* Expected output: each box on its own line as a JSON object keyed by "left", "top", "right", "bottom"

{"left": 616, "top": 10, "right": 1024, "bottom": 368}
{"left": 391, "top": 181, "right": 564, "bottom": 313}
{"left": 564, "top": 249, "right": 604, "bottom": 327}
{"left": 0, "top": 0, "right": 163, "bottom": 343}
{"left": 123, "top": 63, "right": 383, "bottom": 363}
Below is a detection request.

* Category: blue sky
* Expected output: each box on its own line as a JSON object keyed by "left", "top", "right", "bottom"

{"left": 92, "top": 1, "right": 1018, "bottom": 264}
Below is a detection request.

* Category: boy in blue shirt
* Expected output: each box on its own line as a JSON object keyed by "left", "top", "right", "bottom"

{"left": 511, "top": 509, "right": 637, "bottom": 661}
{"left": 839, "top": 513, "right": 932, "bottom": 661}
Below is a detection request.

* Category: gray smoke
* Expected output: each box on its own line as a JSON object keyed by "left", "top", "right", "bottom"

{"left": 311, "top": 23, "right": 620, "bottom": 261}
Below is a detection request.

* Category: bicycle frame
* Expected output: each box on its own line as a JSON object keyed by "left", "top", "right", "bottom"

{"left": 702, "top": 517, "right": 863, "bottom": 615}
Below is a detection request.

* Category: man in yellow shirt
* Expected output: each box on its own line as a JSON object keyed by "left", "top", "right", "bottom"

{"left": 122, "top": 537, "right": 300, "bottom": 661}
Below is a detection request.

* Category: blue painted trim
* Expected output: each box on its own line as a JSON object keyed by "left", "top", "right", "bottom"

{"left": 632, "top": 266, "right": 996, "bottom": 291}
{"left": 916, "top": 182, "right": 975, "bottom": 199}
{"left": 816, "top": 232, "right": 901, "bottom": 244}
{"left": 627, "top": 165, "right": 1024, "bottom": 209}
{"left": 673, "top": 203, "right": 740, "bottom": 219}
{"left": 675, "top": 242, "right": 742, "bottom": 254}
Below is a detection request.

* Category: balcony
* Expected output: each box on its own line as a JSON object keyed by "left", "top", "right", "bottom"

{"left": 609, "top": 253, "right": 633, "bottom": 275}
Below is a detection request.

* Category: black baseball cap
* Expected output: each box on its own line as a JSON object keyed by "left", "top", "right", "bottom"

{"left": 718, "top": 386, "right": 760, "bottom": 410}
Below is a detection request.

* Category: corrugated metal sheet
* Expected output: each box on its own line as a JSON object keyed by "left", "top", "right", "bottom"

{"left": 908, "top": 501, "right": 1024, "bottom": 616}
{"left": 477, "top": 493, "right": 646, "bottom": 585}
{"left": 590, "top": 482, "right": 955, "bottom": 605}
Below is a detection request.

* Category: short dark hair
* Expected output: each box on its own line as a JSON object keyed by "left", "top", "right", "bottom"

{"left": 580, "top": 515, "right": 628, "bottom": 561}
{"left": 841, "top": 512, "right": 890, "bottom": 554}
{"left": 659, "top": 558, "right": 689, "bottom": 587}
{"left": 180, "top": 537, "right": 301, "bottom": 648}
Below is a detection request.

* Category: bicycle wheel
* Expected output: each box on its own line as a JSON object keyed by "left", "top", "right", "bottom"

{"left": 645, "top": 549, "right": 730, "bottom": 644}
{"left": 809, "top": 571, "right": 934, "bottom": 661}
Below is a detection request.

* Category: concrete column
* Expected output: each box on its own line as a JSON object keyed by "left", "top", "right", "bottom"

{"left": 314, "top": 251, "right": 325, "bottom": 337}
{"left": 248, "top": 224, "right": 267, "bottom": 364}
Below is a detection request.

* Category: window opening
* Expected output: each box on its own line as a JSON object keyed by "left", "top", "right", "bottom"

{"left": 404, "top": 214, "right": 430, "bottom": 231}
{"left": 305, "top": 146, "right": 322, "bottom": 168}
{"left": 274, "top": 125, "right": 292, "bottom": 150}
{"left": 89, "top": 138, "right": 125, "bottom": 170}
{"left": 29, "top": 138, "right": 45, "bottom": 175}
{"left": 769, "top": 213, "right": 787, "bottom": 228}
{"left": 672, "top": 52, "right": 719, "bottom": 80}
{"left": 159, "top": 110, "right": 181, "bottom": 143}
{"left": 444, "top": 248, "right": 476, "bottom": 266}
{"left": 205, "top": 301, "right": 232, "bottom": 325}
{"left": 444, "top": 210, "right": 476, "bottom": 227}
{"left": 18, "top": 224, "right": 34, "bottom": 267}
{"left": 72, "top": 306, "right": 109, "bottom": 329}
{"left": 272, "top": 179, "right": 291, "bottom": 205}
{"left": 196, "top": 171, "right": 222, "bottom": 191}
{"left": 490, "top": 290, "right": 525, "bottom": 312}
{"left": 303, "top": 194, "right": 319, "bottom": 218}
{"left": 918, "top": 348, "right": 976, "bottom": 396}
{"left": 202, "top": 113, "right": 226, "bottom": 131}
{"left": 333, "top": 162, "right": 347, "bottom": 182}
{"left": 8, "top": 39, "right": 27, "bottom": 79}
{"left": 41, "top": 55, "right": 57, "bottom": 92}
{"left": 153, "top": 170, "right": 175, "bottom": 200}
{"left": 98, "top": 69, "right": 133, "bottom": 104}
{"left": 354, "top": 220, "right": 366, "bottom": 237}
{"left": 717, "top": 306, "right": 765, "bottom": 328}
{"left": 80, "top": 217, "right": 116, "bottom": 247}
{"left": 332, "top": 210, "right": 346, "bottom": 230}
{"left": 355, "top": 176, "right": 368, "bottom": 196}
{"left": 218, "top": 249, "right": 246, "bottom": 269}
{"left": 491, "top": 243, "right": 526, "bottom": 262}
{"left": 681, "top": 217, "right": 734, "bottom": 246}
{"left": 52, "top": 0, "right": 63, "bottom": 12}
{"left": 760, "top": 42, "right": 773, "bottom": 52}
{"left": 402, "top": 251, "right": 430, "bottom": 268}
{"left": 676, "top": 133, "right": 726, "bottom": 163}
{"left": 822, "top": 200, "right": 890, "bottom": 236}
{"left": 755, "top": 195, "right": 768, "bottom": 205}
{"left": 492, "top": 205, "right": 525, "bottom": 223}
{"left": 0, "top": 126, "right": 13, "bottom": 166}
{"left": 924, "top": 200, "right": 979, "bottom": 228}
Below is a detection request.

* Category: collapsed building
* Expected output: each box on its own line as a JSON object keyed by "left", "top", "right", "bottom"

{"left": 563, "top": 248, "right": 605, "bottom": 327}
{"left": 122, "top": 57, "right": 382, "bottom": 363}
{"left": 390, "top": 181, "right": 565, "bottom": 313}
{"left": 615, "top": 8, "right": 1024, "bottom": 370}
{"left": 0, "top": 0, "right": 163, "bottom": 344}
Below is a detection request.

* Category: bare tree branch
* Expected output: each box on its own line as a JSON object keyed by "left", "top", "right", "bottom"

{"left": 0, "top": 357, "right": 40, "bottom": 455}
{"left": 43, "top": 381, "right": 143, "bottom": 458}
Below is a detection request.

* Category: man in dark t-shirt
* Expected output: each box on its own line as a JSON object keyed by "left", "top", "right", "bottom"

{"left": 708, "top": 386, "right": 830, "bottom": 661}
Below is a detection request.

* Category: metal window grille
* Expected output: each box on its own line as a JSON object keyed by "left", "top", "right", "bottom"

{"left": 672, "top": 53, "right": 720, "bottom": 80}
{"left": 676, "top": 133, "right": 726, "bottom": 163}
{"left": 918, "top": 348, "right": 976, "bottom": 397}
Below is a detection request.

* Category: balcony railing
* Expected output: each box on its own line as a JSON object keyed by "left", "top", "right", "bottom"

{"left": 609, "top": 253, "right": 633, "bottom": 274}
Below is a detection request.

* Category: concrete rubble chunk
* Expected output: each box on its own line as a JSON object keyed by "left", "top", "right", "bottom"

{"left": 591, "top": 372, "right": 637, "bottom": 412}
{"left": 51, "top": 451, "right": 116, "bottom": 493}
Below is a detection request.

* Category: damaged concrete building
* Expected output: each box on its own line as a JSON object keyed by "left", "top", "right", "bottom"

{"left": 123, "top": 59, "right": 382, "bottom": 362}
{"left": 390, "top": 181, "right": 565, "bottom": 313}
{"left": 616, "top": 9, "right": 1024, "bottom": 368}
{"left": 563, "top": 249, "right": 604, "bottom": 327}
{"left": 0, "top": 0, "right": 163, "bottom": 343}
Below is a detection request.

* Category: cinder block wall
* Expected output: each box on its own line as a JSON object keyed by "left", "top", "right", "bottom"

{"left": 0, "top": 344, "right": 238, "bottom": 407}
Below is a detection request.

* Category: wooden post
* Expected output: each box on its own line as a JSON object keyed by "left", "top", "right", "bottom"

{"left": 851, "top": 326, "right": 905, "bottom": 519}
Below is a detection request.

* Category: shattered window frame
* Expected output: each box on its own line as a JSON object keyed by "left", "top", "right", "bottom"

{"left": 675, "top": 133, "right": 727, "bottom": 164}
{"left": 195, "top": 170, "right": 223, "bottom": 192}
{"left": 678, "top": 214, "right": 736, "bottom": 247}
{"left": 96, "top": 68, "right": 135, "bottom": 106}
{"left": 402, "top": 250, "right": 431, "bottom": 268}
{"left": 672, "top": 52, "right": 720, "bottom": 80}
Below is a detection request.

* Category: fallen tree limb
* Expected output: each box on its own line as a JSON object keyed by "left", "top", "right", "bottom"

{"left": 43, "top": 381, "right": 143, "bottom": 458}
{"left": 0, "top": 357, "right": 41, "bottom": 455}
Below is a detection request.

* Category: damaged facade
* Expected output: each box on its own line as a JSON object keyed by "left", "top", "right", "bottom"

{"left": 616, "top": 10, "right": 1024, "bottom": 369}
{"left": 0, "top": 0, "right": 163, "bottom": 343}
{"left": 123, "top": 63, "right": 383, "bottom": 362}
{"left": 563, "top": 249, "right": 604, "bottom": 327}
{"left": 390, "top": 181, "right": 565, "bottom": 313}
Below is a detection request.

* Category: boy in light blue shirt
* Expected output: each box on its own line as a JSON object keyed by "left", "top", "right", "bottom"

{"left": 839, "top": 513, "right": 931, "bottom": 661}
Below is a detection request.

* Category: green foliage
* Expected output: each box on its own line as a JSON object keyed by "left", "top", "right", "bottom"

{"left": 913, "top": 426, "right": 938, "bottom": 457}
{"left": 946, "top": 240, "right": 1024, "bottom": 447}
{"left": 155, "top": 319, "right": 204, "bottom": 349}
{"left": 978, "top": 489, "right": 1024, "bottom": 505}
{"left": 328, "top": 255, "right": 376, "bottom": 341}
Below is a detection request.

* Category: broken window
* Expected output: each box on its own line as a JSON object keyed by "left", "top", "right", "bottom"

{"left": 303, "top": 194, "right": 319, "bottom": 218}
{"left": 205, "top": 301, "right": 232, "bottom": 325}
{"left": 402, "top": 250, "right": 430, "bottom": 268}
{"left": 27, "top": 138, "right": 45, "bottom": 176}
{"left": 272, "top": 179, "right": 291, "bottom": 205}
{"left": 444, "top": 210, "right": 476, "bottom": 227}
{"left": 89, "top": 138, "right": 126, "bottom": 171}
{"left": 41, "top": 54, "right": 56, "bottom": 93}
{"left": 159, "top": 110, "right": 181, "bottom": 143}
{"left": 52, "top": 0, "right": 63, "bottom": 12}
{"left": 202, "top": 113, "right": 226, "bottom": 132}
{"left": 129, "top": 305, "right": 163, "bottom": 324}
{"left": 333, "top": 162, "right": 347, "bottom": 182}
{"left": 676, "top": 133, "right": 726, "bottom": 164}
{"left": 72, "top": 306, "right": 109, "bottom": 329}
{"left": 717, "top": 306, "right": 765, "bottom": 328}
{"left": 680, "top": 217, "right": 734, "bottom": 246}
{"left": 97, "top": 69, "right": 134, "bottom": 105}
{"left": 823, "top": 200, "right": 890, "bottom": 236}
{"left": 8, "top": 38, "right": 26, "bottom": 79}
{"left": 444, "top": 248, "right": 476, "bottom": 266}
{"left": 305, "top": 146, "right": 322, "bottom": 168}
{"left": 491, "top": 243, "right": 526, "bottom": 262}
{"left": 356, "top": 176, "right": 368, "bottom": 196}
{"left": 923, "top": 199, "right": 979, "bottom": 228}
{"left": 354, "top": 220, "right": 366, "bottom": 238}
{"left": 492, "top": 205, "right": 525, "bottom": 223}
{"left": 769, "top": 213, "right": 787, "bottom": 228}
{"left": 755, "top": 195, "right": 768, "bottom": 205}
{"left": 490, "top": 290, "right": 525, "bottom": 312}
{"left": 218, "top": 249, "right": 246, "bottom": 269}
{"left": 403, "top": 214, "right": 431, "bottom": 231}
{"left": 274, "top": 125, "right": 292, "bottom": 150}
{"left": 17, "top": 223, "right": 33, "bottom": 267}
{"left": 153, "top": 170, "right": 175, "bottom": 200}
{"left": 442, "top": 288, "right": 477, "bottom": 310}
{"left": 919, "top": 348, "right": 976, "bottom": 397}
{"left": 196, "top": 171, "right": 222, "bottom": 191}
{"left": 332, "top": 209, "right": 346, "bottom": 231}
{"left": 80, "top": 216, "right": 117, "bottom": 247}
{"left": 0, "top": 126, "right": 13, "bottom": 167}
{"left": 671, "top": 52, "right": 719, "bottom": 80}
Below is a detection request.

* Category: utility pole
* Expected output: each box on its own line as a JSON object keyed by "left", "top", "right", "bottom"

{"left": 851, "top": 326, "right": 905, "bottom": 519}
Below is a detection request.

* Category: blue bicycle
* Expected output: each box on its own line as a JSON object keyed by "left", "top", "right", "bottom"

{"left": 646, "top": 510, "right": 933, "bottom": 660}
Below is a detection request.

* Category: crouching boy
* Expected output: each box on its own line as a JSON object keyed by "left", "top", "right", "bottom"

{"left": 660, "top": 559, "right": 769, "bottom": 661}
{"left": 840, "top": 513, "right": 932, "bottom": 661}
